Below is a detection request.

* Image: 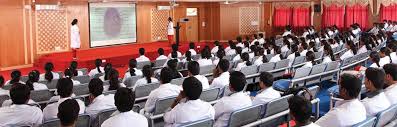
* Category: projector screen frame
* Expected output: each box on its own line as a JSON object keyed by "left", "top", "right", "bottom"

{"left": 88, "top": 2, "right": 138, "bottom": 48}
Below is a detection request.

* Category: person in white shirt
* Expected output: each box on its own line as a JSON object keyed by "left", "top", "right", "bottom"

{"left": 252, "top": 72, "right": 280, "bottom": 105}
{"left": 197, "top": 49, "right": 213, "bottom": 67}
{"left": 43, "top": 78, "right": 86, "bottom": 121}
{"left": 134, "top": 65, "right": 159, "bottom": 89}
{"left": 40, "top": 62, "right": 60, "bottom": 81}
{"left": 302, "top": 28, "right": 310, "bottom": 38}
{"left": 187, "top": 61, "right": 210, "bottom": 90}
{"left": 281, "top": 39, "right": 290, "bottom": 53}
{"left": 167, "top": 17, "right": 175, "bottom": 45}
{"left": 379, "top": 47, "right": 392, "bottom": 67}
{"left": 86, "top": 78, "right": 116, "bottom": 126}
{"left": 322, "top": 44, "right": 335, "bottom": 64}
{"left": 250, "top": 34, "right": 259, "bottom": 46}
{"left": 269, "top": 47, "right": 282, "bottom": 63}
{"left": 186, "top": 42, "right": 197, "bottom": 56}
{"left": 287, "top": 44, "right": 300, "bottom": 66}
{"left": 0, "top": 76, "right": 8, "bottom": 96}
{"left": 357, "top": 40, "right": 369, "bottom": 55}
{"left": 123, "top": 59, "right": 143, "bottom": 83}
{"left": 213, "top": 48, "right": 226, "bottom": 66}
{"left": 89, "top": 59, "right": 105, "bottom": 78}
{"left": 289, "top": 96, "right": 320, "bottom": 127}
{"left": 25, "top": 70, "right": 48, "bottom": 90}
{"left": 299, "top": 42, "right": 309, "bottom": 56}
{"left": 211, "top": 59, "right": 230, "bottom": 90}
{"left": 105, "top": 69, "right": 126, "bottom": 91}
{"left": 164, "top": 77, "right": 215, "bottom": 127}
{"left": 156, "top": 48, "right": 168, "bottom": 60}
{"left": 254, "top": 53, "right": 269, "bottom": 66}
{"left": 340, "top": 41, "right": 357, "bottom": 60}
{"left": 211, "top": 41, "right": 221, "bottom": 54}
{"left": 315, "top": 73, "right": 366, "bottom": 127}
{"left": 58, "top": 99, "right": 80, "bottom": 127}
{"left": 64, "top": 68, "right": 81, "bottom": 85}
{"left": 282, "top": 25, "right": 292, "bottom": 37}
{"left": 389, "top": 44, "right": 397, "bottom": 64}
{"left": 101, "top": 88, "right": 148, "bottom": 127}
{"left": 144, "top": 67, "right": 182, "bottom": 113}
{"left": 383, "top": 64, "right": 397, "bottom": 105}
{"left": 213, "top": 71, "right": 252, "bottom": 127}
{"left": 368, "top": 51, "right": 382, "bottom": 68}
{"left": 301, "top": 51, "right": 315, "bottom": 68}
{"left": 0, "top": 83, "right": 43, "bottom": 126}
{"left": 362, "top": 68, "right": 391, "bottom": 116}
{"left": 69, "top": 61, "right": 84, "bottom": 76}
{"left": 136, "top": 48, "right": 150, "bottom": 62}
{"left": 168, "top": 44, "right": 182, "bottom": 58}
{"left": 226, "top": 43, "right": 237, "bottom": 56}
{"left": 4, "top": 70, "right": 24, "bottom": 86}
{"left": 258, "top": 33, "right": 265, "bottom": 45}
{"left": 235, "top": 52, "right": 252, "bottom": 71}
{"left": 70, "top": 19, "right": 80, "bottom": 60}
{"left": 232, "top": 47, "right": 242, "bottom": 62}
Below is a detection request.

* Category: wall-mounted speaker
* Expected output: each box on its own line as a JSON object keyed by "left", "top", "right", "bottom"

{"left": 314, "top": 4, "right": 321, "bottom": 12}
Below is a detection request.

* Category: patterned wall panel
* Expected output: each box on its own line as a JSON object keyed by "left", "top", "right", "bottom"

{"left": 239, "top": 7, "right": 260, "bottom": 35}
{"left": 151, "top": 9, "right": 169, "bottom": 41}
{"left": 36, "top": 10, "right": 68, "bottom": 54}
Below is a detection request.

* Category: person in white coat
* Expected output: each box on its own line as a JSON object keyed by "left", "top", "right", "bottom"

{"left": 167, "top": 17, "right": 175, "bottom": 45}
{"left": 252, "top": 72, "right": 281, "bottom": 105}
{"left": 383, "top": 64, "right": 397, "bottom": 105}
{"left": 88, "top": 59, "right": 105, "bottom": 77}
{"left": 58, "top": 99, "right": 80, "bottom": 127}
{"left": 86, "top": 78, "right": 115, "bottom": 117}
{"left": 70, "top": 19, "right": 80, "bottom": 60}
{"left": 211, "top": 59, "right": 230, "bottom": 90}
{"left": 136, "top": 48, "right": 150, "bottom": 62}
{"left": 187, "top": 61, "right": 210, "bottom": 90}
{"left": 164, "top": 77, "right": 215, "bottom": 127}
{"left": 289, "top": 96, "right": 320, "bottom": 127}
{"left": 362, "top": 68, "right": 391, "bottom": 116}
{"left": 25, "top": 70, "right": 48, "bottom": 90}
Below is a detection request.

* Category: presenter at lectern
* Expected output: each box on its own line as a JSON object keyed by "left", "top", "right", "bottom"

{"left": 167, "top": 17, "right": 174, "bottom": 45}
{"left": 70, "top": 19, "right": 81, "bottom": 60}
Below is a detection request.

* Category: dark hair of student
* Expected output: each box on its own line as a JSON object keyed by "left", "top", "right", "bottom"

{"left": 139, "top": 48, "right": 145, "bottom": 56}
{"left": 347, "top": 40, "right": 357, "bottom": 54}
{"left": 171, "top": 51, "right": 178, "bottom": 59}
{"left": 229, "top": 71, "right": 246, "bottom": 92}
{"left": 384, "top": 64, "right": 397, "bottom": 81}
{"left": 309, "top": 41, "right": 317, "bottom": 52}
{"left": 158, "top": 48, "right": 164, "bottom": 55}
{"left": 172, "top": 44, "right": 178, "bottom": 52}
{"left": 288, "top": 96, "right": 312, "bottom": 125}
{"left": 185, "top": 51, "right": 192, "bottom": 62}
{"left": 188, "top": 61, "right": 200, "bottom": 75}
{"left": 104, "top": 63, "right": 112, "bottom": 80}
{"left": 160, "top": 67, "right": 174, "bottom": 83}
{"left": 168, "top": 17, "right": 172, "bottom": 22}
{"left": 129, "top": 59, "right": 137, "bottom": 77}
{"left": 241, "top": 52, "right": 252, "bottom": 66}
{"left": 387, "top": 43, "right": 397, "bottom": 52}
{"left": 306, "top": 51, "right": 316, "bottom": 65}
{"left": 201, "top": 48, "right": 211, "bottom": 59}
{"left": 142, "top": 65, "right": 153, "bottom": 84}
{"left": 216, "top": 49, "right": 226, "bottom": 59}
{"left": 301, "top": 42, "right": 308, "bottom": 50}
{"left": 114, "top": 88, "right": 135, "bottom": 112}
{"left": 244, "top": 41, "right": 250, "bottom": 48}
{"left": 189, "top": 42, "right": 195, "bottom": 49}
{"left": 262, "top": 53, "right": 269, "bottom": 63}
{"left": 10, "top": 83, "right": 30, "bottom": 104}
{"left": 64, "top": 68, "right": 74, "bottom": 79}
{"left": 274, "top": 46, "right": 284, "bottom": 59}
{"left": 88, "top": 78, "right": 104, "bottom": 97}
{"left": 167, "top": 59, "right": 181, "bottom": 79}
{"left": 0, "top": 75, "right": 4, "bottom": 87}
{"left": 26, "top": 70, "right": 40, "bottom": 90}
{"left": 10, "top": 70, "right": 22, "bottom": 84}
{"left": 95, "top": 59, "right": 103, "bottom": 73}
{"left": 380, "top": 47, "right": 392, "bottom": 62}
{"left": 259, "top": 72, "right": 273, "bottom": 87}
{"left": 291, "top": 44, "right": 300, "bottom": 57}
{"left": 57, "top": 78, "right": 73, "bottom": 98}
{"left": 69, "top": 61, "right": 79, "bottom": 76}
{"left": 44, "top": 62, "right": 54, "bottom": 82}
{"left": 324, "top": 44, "right": 336, "bottom": 61}
{"left": 58, "top": 99, "right": 80, "bottom": 127}
{"left": 109, "top": 69, "right": 121, "bottom": 91}
{"left": 370, "top": 51, "right": 381, "bottom": 67}
{"left": 183, "top": 77, "right": 202, "bottom": 100}
{"left": 283, "top": 39, "right": 291, "bottom": 49}
{"left": 235, "top": 46, "right": 243, "bottom": 56}
{"left": 71, "top": 19, "right": 78, "bottom": 25}
{"left": 214, "top": 40, "right": 220, "bottom": 46}
{"left": 339, "top": 73, "right": 362, "bottom": 98}
{"left": 365, "top": 67, "right": 386, "bottom": 90}
{"left": 259, "top": 33, "right": 264, "bottom": 38}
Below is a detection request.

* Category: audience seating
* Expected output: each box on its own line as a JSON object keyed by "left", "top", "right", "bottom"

{"left": 272, "top": 59, "right": 290, "bottom": 78}
{"left": 291, "top": 56, "right": 306, "bottom": 69}
{"left": 73, "top": 83, "right": 90, "bottom": 96}
{"left": 170, "top": 77, "right": 186, "bottom": 86}
{"left": 123, "top": 76, "right": 141, "bottom": 88}
{"left": 227, "top": 105, "right": 262, "bottom": 127}
{"left": 137, "top": 61, "right": 152, "bottom": 69}
{"left": 200, "top": 65, "right": 215, "bottom": 76}
{"left": 374, "top": 104, "right": 397, "bottom": 127}
{"left": 199, "top": 87, "right": 221, "bottom": 104}
{"left": 273, "top": 67, "right": 311, "bottom": 92}
{"left": 352, "top": 116, "right": 377, "bottom": 127}
{"left": 30, "top": 89, "right": 54, "bottom": 104}
{"left": 96, "top": 108, "right": 117, "bottom": 127}
{"left": 92, "top": 73, "right": 104, "bottom": 79}
{"left": 135, "top": 82, "right": 160, "bottom": 102}
{"left": 77, "top": 68, "right": 88, "bottom": 75}
{"left": 72, "top": 75, "right": 91, "bottom": 84}
{"left": 180, "top": 118, "right": 214, "bottom": 127}
{"left": 41, "top": 114, "right": 91, "bottom": 127}
{"left": 148, "top": 96, "right": 176, "bottom": 126}
{"left": 305, "top": 64, "right": 327, "bottom": 85}
{"left": 240, "top": 65, "right": 258, "bottom": 84}
{"left": 0, "top": 95, "right": 9, "bottom": 106}
{"left": 153, "top": 59, "right": 167, "bottom": 69}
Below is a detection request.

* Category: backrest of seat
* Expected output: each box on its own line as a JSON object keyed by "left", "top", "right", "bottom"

{"left": 93, "top": 73, "right": 104, "bottom": 79}
{"left": 41, "top": 114, "right": 90, "bottom": 127}
{"left": 375, "top": 105, "right": 397, "bottom": 127}
{"left": 341, "top": 56, "right": 354, "bottom": 67}
{"left": 200, "top": 87, "right": 220, "bottom": 102}
{"left": 314, "top": 51, "right": 323, "bottom": 61}
{"left": 20, "top": 76, "right": 29, "bottom": 83}
{"left": 200, "top": 65, "right": 215, "bottom": 75}
{"left": 192, "top": 54, "right": 201, "bottom": 61}
{"left": 30, "top": 90, "right": 53, "bottom": 102}
{"left": 153, "top": 96, "right": 176, "bottom": 115}
{"left": 293, "top": 67, "right": 311, "bottom": 79}
{"left": 77, "top": 68, "right": 88, "bottom": 75}
{"left": 325, "top": 61, "right": 339, "bottom": 71}
{"left": 180, "top": 118, "right": 214, "bottom": 127}
{"left": 240, "top": 65, "right": 258, "bottom": 76}
{"left": 170, "top": 77, "right": 186, "bottom": 86}
{"left": 97, "top": 108, "right": 117, "bottom": 126}
{"left": 2, "top": 85, "right": 12, "bottom": 90}
{"left": 135, "top": 82, "right": 160, "bottom": 99}
{"left": 292, "top": 56, "right": 306, "bottom": 66}
{"left": 258, "top": 62, "right": 275, "bottom": 73}
{"left": 72, "top": 75, "right": 91, "bottom": 84}
{"left": 228, "top": 105, "right": 262, "bottom": 127}
{"left": 264, "top": 94, "right": 293, "bottom": 117}
{"left": 43, "top": 79, "right": 59, "bottom": 90}
{"left": 275, "top": 59, "right": 290, "bottom": 69}
{"left": 310, "top": 64, "right": 327, "bottom": 75}
{"left": 0, "top": 95, "right": 10, "bottom": 106}
{"left": 297, "top": 85, "right": 320, "bottom": 100}
{"left": 265, "top": 54, "right": 275, "bottom": 61}
{"left": 73, "top": 83, "right": 90, "bottom": 96}
{"left": 352, "top": 116, "right": 377, "bottom": 127}
{"left": 154, "top": 59, "right": 167, "bottom": 68}
{"left": 137, "top": 61, "right": 152, "bottom": 69}
{"left": 124, "top": 76, "right": 141, "bottom": 88}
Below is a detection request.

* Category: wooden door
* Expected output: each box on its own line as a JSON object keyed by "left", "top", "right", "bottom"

{"left": 186, "top": 15, "right": 199, "bottom": 42}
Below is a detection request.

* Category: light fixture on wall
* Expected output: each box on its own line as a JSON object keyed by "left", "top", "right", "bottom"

{"left": 221, "top": 0, "right": 238, "bottom": 5}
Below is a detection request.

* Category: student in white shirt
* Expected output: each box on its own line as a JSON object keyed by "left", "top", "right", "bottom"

{"left": 156, "top": 48, "right": 168, "bottom": 60}
{"left": 258, "top": 33, "right": 265, "bottom": 45}
{"left": 105, "top": 69, "right": 126, "bottom": 91}
{"left": 299, "top": 42, "right": 309, "bottom": 56}
{"left": 340, "top": 41, "right": 357, "bottom": 60}
{"left": 187, "top": 42, "right": 197, "bottom": 56}
{"left": 0, "top": 83, "right": 43, "bottom": 126}
{"left": 357, "top": 40, "right": 369, "bottom": 55}
{"left": 197, "top": 48, "right": 213, "bottom": 67}
{"left": 235, "top": 52, "right": 253, "bottom": 71}
{"left": 167, "top": 59, "right": 183, "bottom": 78}
{"left": 213, "top": 48, "right": 226, "bottom": 66}
{"left": 211, "top": 41, "right": 221, "bottom": 54}
{"left": 232, "top": 47, "right": 242, "bottom": 62}
{"left": 269, "top": 47, "right": 282, "bottom": 63}
{"left": 213, "top": 71, "right": 252, "bottom": 127}
{"left": 369, "top": 51, "right": 381, "bottom": 68}
{"left": 250, "top": 34, "right": 259, "bottom": 46}
{"left": 69, "top": 61, "right": 84, "bottom": 76}
{"left": 167, "top": 17, "right": 174, "bottom": 45}
{"left": 100, "top": 63, "right": 112, "bottom": 81}
{"left": 168, "top": 44, "right": 182, "bottom": 58}
{"left": 0, "top": 76, "right": 8, "bottom": 96}
{"left": 289, "top": 96, "right": 320, "bottom": 127}
{"left": 64, "top": 68, "right": 81, "bottom": 85}
{"left": 187, "top": 61, "right": 210, "bottom": 90}
{"left": 287, "top": 44, "right": 301, "bottom": 66}
{"left": 86, "top": 78, "right": 116, "bottom": 126}
{"left": 315, "top": 74, "right": 366, "bottom": 127}
{"left": 362, "top": 68, "right": 391, "bottom": 116}
{"left": 226, "top": 42, "right": 237, "bottom": 56}
{"left": 58, "top": 99, "right": 80, "bottom": 127}
{"left": 383, "top": 64, "right": 397, "bottom": 105}
{"left": 136, "top": 48, "right": 150, "bottom": 62}
{"left": 322, "top": 44, "right": 335, "bottom": 64}
{"left": 282, "top": 25, "right": 292, "bottom": 37}
{"left": 182, "top": 51, "right": 194, "bottom": 64}
{"left": 144, "top": 68, "right": 182, "bottom": 113}
{"left": 40, "top": 62, "right": 60, "bottom": 81}
{"left": 252, "top": 72, "right": 280, "bottom": 105}
{"left": 25, "top": 70, "right": 48, "bottom": 90}
{"left": 281, "top": 39, "right": 290, "bottom": 53}
{"left": 211, "top": 59, "right": 230, "bottom": 90}
{"left": 4, "top": 70, "right": 24, "bottom": 86}
{"left": 89, "top": 59, "right": 105, "bottom": 77}
{"left": 254, "top": 52, "right": 269, "bottom": 66}
{"left": 43, "top": 78, "right": 86, "bottom": 121}
{"left": 164, "top": 77, "right": 215, "bottom": 127}
{"left": 379, "top": 47, "right": 392, "bottom": 67}
{"left": 301, "top": 51, "right": 315, "bottom": 68}
{"left": 134, "top": 65, "right": 159, "bottom": 89}
{"left": 101, "top": 88, "right": 148, "bottom": 127}
{"left": 123, "top": 59, "right": 143, "bottom": 83}
{"left": 388, "top": 44, "right": 397, "bottom": 64}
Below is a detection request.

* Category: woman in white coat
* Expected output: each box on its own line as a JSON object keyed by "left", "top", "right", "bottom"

{"left": 71, "top": 19, "right": 81, "bottom": 60}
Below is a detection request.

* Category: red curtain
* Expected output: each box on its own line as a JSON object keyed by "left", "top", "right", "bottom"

{"left": 273, "top": 7, "right": 292, "bottom": 27}
{"left": 292, "top": 7, "right": 311, "bottom": 28}
{"left": 380, "top": 4, "right": 397, "bottom": 21}
{"left": 322, "top": 5, "right": 345, "bottom": 28}
{"left": 345, "top": 5, "right": 368, "bottom": 29}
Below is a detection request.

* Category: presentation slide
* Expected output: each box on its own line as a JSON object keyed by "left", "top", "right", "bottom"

{"left": 89, "top": 3, "right": 137, "bottom": 47}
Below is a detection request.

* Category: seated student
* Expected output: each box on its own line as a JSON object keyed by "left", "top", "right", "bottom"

{"left": 99, "top": 63, "right": 112, "bottom": 81}
{"left": 379, "top": 47, "right": 392, "bottom": 67}
{"left": 86, "top": 78, "right": 115, "bottom": 121}
{"left": 287, "top": 44, "right": 301, "bottom": 66}
{"left": 0, "top": 83, "right": 43, "bottom": 126}
{"left": 187, "top": 61, "right": 210, "bottom": 90}
{"left": 232, "top": 47, "right": 243, "bottom": 62}
{"left": 357, "top": 39, "right": 369, "bottom": 55}
{"left": 156, "top": 48, "right": 168, "bottom": 60}
{"left": 88, "top": 59, "right": 105, "bottom": 77}
{"left": 144, "top": 68, "right": 182, "bottom": 113}
{"left": 315, "top": 73, "right": 366, "bottom": 127}
{"left": 167, "top": 59, "right": 183, "bottom": 78}
{"left": 197, "top": 48, "right": 213, "bottom": 67}
{"left": 340, "top": 41, "right": 357, "bottom": 60}
{"left": 164, "top": 77, "right": 215, "bottom": 126}
{"left": 105, "top": 69, "right": 126, "bottom": 91}
{"left": 5, "top": 70, "right": 24, "bottom": 85}
{"left": 252, "top": 72, "right": 281, "bottom": 105}
{"left": 101, "top": 88, "right": 148, "bottom": 127}
{"left": 58, "top": 99, "right": 80, "bottom": 127}
{"left": 322, "top": 44, "right": 336, "bottom": 64}
{"left": 123, "top": 59, "right": 143, "bottom": 83}
{"left": 282, "top": 25, "right": 292, "bottom": 37}
{"left": 25, "top": 70, "right": 48, "bottom": 90}
{"left": 269, "top": 47, "right": 282, "bottom": 63}
{"left": 64, "top": 68, "right": 81, "bottom": 85}
{"left": 168, "top": 44, "right": 182, "bottom": 58}
{"left": 299, "top": 42, "right": 309, "bottom": 56}
{"left": 213, "top": 48, "right": 225, "bottom": 66}
{"left": 236, "top": 36, "right": 244, "bottom": 48}
{"left": 211, "top": 41, "right": 221, "bottom": 54}
{"left": 302, "top": 51, "right": 316, "bottom": 68}
{"left": 40, "top": 62, "right": 60, "bottom": 81}
{"left": 43, "top": 78, "right": 86, "bottom": 121}
{"left": 369, "top": 51, "right": 382, "bottom": 68}
{"left": 235, "top": 52, "right": 252, "bottom": 71}
{"left": 187, "top": 42, "right": 197, "bottom": 56}
{"left": 387, "top": 43, "right": 397, "bottom": 64}
{"left": 242, "top": 41, "right": 250, "bottom": 53}
{"left": 258, "top": 33, "right": 265, "bottom": 45}
{"left": 181, "top": 51, "right": 193, "bottom": 64}
{"left": 136, "top": 48, "right": 150, "bottom": 62}
{"left": 213, "top": 71, "right": 252, "bottom": 127}
{"left": 0, "top": 75, "right": 7, "bottom": 96}
{"left": 254, "top": 49, "right": 269, "bottom": 66}
{"left": 362, "top": 68, "right": 391, "bottom": 116}
{"left": 134, "top": 65, "right": 159, "bottom": 89}
{"left": 281, "top": 39, "right": 290, "bottom": 53}
{"left": 383, "top": 64, "right": 397, "bottom": 104}
{"left": 225, "top": 41, "right": 237, "bottom": 56}
{"left": 211, "top": 59, "right": 230, "bottom": 89}
{"left": 69, "top": 61, "right": 84, "bottom": 76}
{"left": 288, "top": 96, "right": 320, "bottom": 127}
{"left": 250, "top": 34, "right": 258, "bottom": 46}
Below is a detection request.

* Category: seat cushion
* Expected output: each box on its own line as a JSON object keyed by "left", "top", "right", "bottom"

{"left": 273, "top": 79, "right": 291, "bottom": 92}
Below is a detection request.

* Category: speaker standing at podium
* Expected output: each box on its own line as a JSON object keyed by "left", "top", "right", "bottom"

{"left": 70, "top": 19, "right": 81, "bottom": 60}
{"left": 167, "top": 17, "right": 174, "bottom": 45}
